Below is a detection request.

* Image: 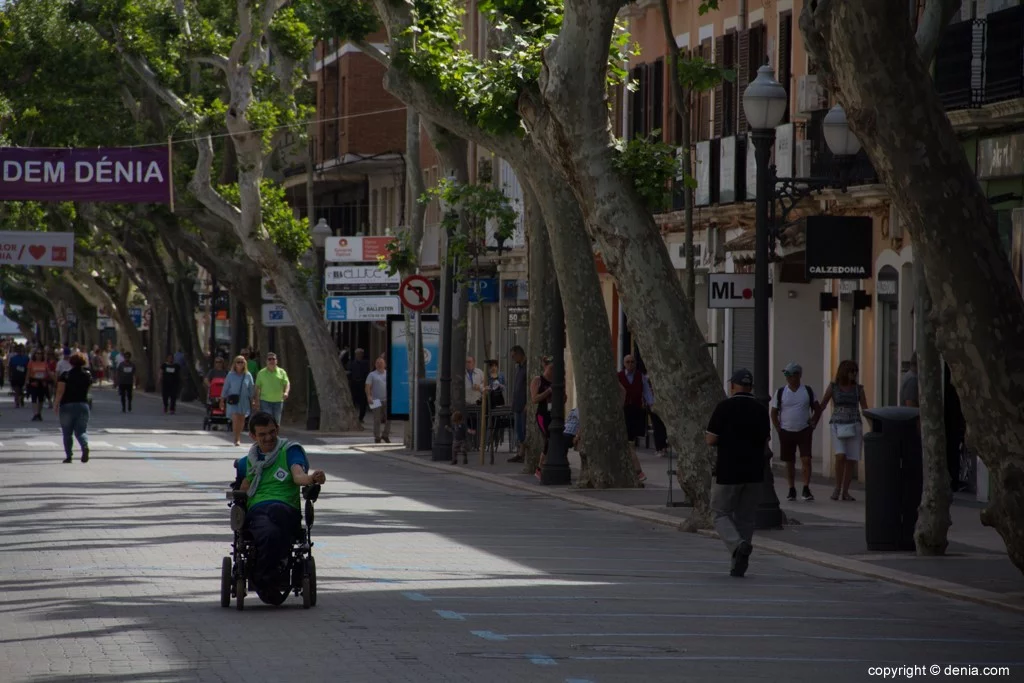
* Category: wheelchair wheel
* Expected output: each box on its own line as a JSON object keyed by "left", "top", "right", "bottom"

{"left": 307, "top": 557, "right": 317, "bottom": 607}
{"left": 220, "top": 557, "right": 232, "bottom": 608}
{"left": 301, "top": 576, "right": 312, "bottom": 609}
{"left": 235, "top": 577, "right": 246, "bottom": 611}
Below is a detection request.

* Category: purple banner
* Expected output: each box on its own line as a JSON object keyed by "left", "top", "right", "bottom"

{"left": 0, "top": 147, "right": 172, "bottom": 204}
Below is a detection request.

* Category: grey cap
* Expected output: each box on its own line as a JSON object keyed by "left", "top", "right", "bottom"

{"left": 783, "top": 362, "right": 802, "bottom": 376}
{"left": 730, "top": 368, "right": 754, "bottom": 386}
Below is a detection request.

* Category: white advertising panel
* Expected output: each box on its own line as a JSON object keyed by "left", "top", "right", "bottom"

{"left": 261, "top": 303, "right": 294, "bottom": 327}
{"left": 0, "top": 230, "right": 75, "bottom": 267}
{"left": 708, "top": 273, "right": 756, "bottom": 309}
{"left": 325, "top": 265, "right": 401, "bottom": 291}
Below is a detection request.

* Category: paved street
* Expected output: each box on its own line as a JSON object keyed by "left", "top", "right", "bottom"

{"left": 2, "top": 387, "right": 1023, "bottom": 683}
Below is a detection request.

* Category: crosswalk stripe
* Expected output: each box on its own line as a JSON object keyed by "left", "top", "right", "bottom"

{"left": 129, "top": 442, "right": 167, "bottom": 449}
{"left": 24, "top": 440, "right": 60, "bottom": 448}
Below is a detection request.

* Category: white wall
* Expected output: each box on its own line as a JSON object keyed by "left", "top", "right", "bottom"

{"left": 769, "top": 272, "right": 826, "bottom": 461}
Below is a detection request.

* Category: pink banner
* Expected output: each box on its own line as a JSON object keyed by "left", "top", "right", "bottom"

{"left": 0, "top": 147, "right": 172, "bottom": 204}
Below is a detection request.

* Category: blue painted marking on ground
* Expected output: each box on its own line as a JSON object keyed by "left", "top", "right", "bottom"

{"left": 527, "top": 654, "right": 557, "bottom": 666}
{"left": 470, "top": 630, "right": 507, "bottom": 641}
{"left": 402, "top": 592, "right": 431, "bottom": 602}
{"left": 348, "top": 563, "right": 371, "bottom": 571}
{"left": 434, "top": 610, "right": 464, "bottom": 621}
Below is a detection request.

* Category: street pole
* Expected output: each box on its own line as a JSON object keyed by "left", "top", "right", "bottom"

{"left": 209, "top": 276, "right": 218, "bottom": 367}
{"left": 752, "top": 128, "right": 785, "bottom": 530}
{"left": 432, "top": 258, "right": 454, "bottom": 461}
{"left": 541, "top": 280, "right": 571, "bottom": 485}
{"left": 413, "top": 310, "right": 420, "bottom": 452}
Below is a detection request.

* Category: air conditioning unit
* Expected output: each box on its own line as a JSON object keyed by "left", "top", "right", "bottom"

{"left": 794, "top": 140, "right": 813, "bottom": 178}
{"left": 796, "top": 74, "right": 828, "bottom": 115}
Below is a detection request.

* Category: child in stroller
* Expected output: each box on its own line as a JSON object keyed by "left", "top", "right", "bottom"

{"left": 203, "top": 377, "right": 228, "bottom": 430}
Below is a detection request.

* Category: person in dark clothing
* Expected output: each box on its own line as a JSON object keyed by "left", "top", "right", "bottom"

{"left": 54, "top": 352, "right": 93, "bottom": 464}
{"left": 530, "top": 357, "right": 554, "bottom": 479}
{"left": 159, "top": 354, "right": 181, "bottom": 414}
{"left": 507, "top": 345, "right": 529, "bottom": 463}
{"left": 618, "top": 355, "right": 647, "bottom": 445}
{"left": 944, "top": 364, "right": 967, "bottom": 492}
{"left": 706, "top": 368, "right": 771, "bottom": 577}
{"left": 348, "top": 348, "right": 370, "bottom": 422}
{"left": 115, "top": 352, "right": 137, "bottom": 413}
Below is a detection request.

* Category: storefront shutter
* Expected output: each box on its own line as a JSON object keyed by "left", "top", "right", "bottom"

{"left": 731, "top": 308, "right": 755, "bottom": 374}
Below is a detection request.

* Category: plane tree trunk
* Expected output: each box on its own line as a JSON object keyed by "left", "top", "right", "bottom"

{"left": 801, "top": 0, "right": 1024, "bottom": 573}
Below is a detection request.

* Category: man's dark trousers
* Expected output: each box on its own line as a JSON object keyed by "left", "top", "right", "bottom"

{"left": 350, "top": 379, "right": 368, "bottom": 421}
{"left": 246, "top": 502, "right": 301, "bottom": 587}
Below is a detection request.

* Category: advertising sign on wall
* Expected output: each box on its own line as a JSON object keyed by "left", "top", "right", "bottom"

{"left": 0, "top": 147, "right": 172, "bottom": 204}
{"left": 261, "top": 303, "right": 294, "bottom": 327}
{"left": 707, "top": 273, "right": 756, "bottom": 309}
{"left": 0, "top": 231, "right": 75, "bottom": 267}
{"left": 324, "top": 235, "right": 393, "bottom": 263}
{"left": 387, "top": 314, "right": 440, "bottom": 419}
{"left": 324, "top": 296, "right": 402, "bottom": 321}
{"left": 805, "top": 216, "right": 873, "bottom": 279}
{"left": 324, "top": 265, "right": 401, "bottom": 291}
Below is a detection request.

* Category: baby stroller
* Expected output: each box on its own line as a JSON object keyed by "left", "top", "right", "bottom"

{"left": 203, "top": 377, "right": 229, "bottom": 431}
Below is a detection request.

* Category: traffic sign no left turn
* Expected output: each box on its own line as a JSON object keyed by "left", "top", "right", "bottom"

{"left": 399, "top": 275, "right": 435, "bottom": 312}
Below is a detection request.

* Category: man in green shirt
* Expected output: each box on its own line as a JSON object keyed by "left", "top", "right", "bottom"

{"left": 254, "top": 353, "right": 290, "bottom": 425}
{"left": 245, "top": 348, "right": 260, "bottom": 377}
{"left": 237, "top": 412, "right": 326, "bottom": 601}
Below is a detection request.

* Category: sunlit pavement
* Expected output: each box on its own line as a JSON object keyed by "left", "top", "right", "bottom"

{"left": 1, "top": 387, "right": 1023, "bottom": 683}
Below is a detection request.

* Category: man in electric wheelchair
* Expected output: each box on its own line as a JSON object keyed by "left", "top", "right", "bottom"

{"left": 223, "top": 411, "right": 326, "bottom": 609}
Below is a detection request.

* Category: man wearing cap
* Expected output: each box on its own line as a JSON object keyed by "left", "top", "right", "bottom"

{"left": 771, "top": 362, "right": 821, "bottom": 502}
{"left": 705, "top": 368, "right": 771, "bottom": 577}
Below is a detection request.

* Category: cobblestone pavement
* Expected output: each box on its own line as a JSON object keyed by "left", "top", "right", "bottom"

{"left": 2, "top": 388, "right": 1023, "bottom": 683}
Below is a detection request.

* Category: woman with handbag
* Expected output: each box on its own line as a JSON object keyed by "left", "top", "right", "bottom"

{"left": 816, "top": 360, "right": 869, "bottom": 501}
{"left": 222, "top": 355, "right": 255, "bottom": 446}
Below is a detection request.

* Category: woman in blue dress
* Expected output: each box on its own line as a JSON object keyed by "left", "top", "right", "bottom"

{"left": 221, "top": 355, "right": 255, "bottom": 446}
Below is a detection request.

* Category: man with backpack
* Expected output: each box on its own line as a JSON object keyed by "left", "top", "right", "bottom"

{"left": 770, "top": 362, "right": 821, "bottom": 502}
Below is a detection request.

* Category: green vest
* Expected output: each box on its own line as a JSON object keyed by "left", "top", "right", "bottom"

{"left": 247, "top": 440, "right": 301, "bottom": 511}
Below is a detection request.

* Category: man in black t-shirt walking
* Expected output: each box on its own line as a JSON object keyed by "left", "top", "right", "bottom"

{"left": 706, "top": 368, "right": 771, "bottom": 577}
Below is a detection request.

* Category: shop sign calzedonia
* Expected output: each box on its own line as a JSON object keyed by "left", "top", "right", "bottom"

{"left": 805, "top": 216, "right": 873, "bottom": 279}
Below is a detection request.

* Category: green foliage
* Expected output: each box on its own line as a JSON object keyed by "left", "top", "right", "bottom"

{"left": 677, "top": 55, "right": 735, "bottom": 93}
{"left": 218, "top": 180, "right": 311, "bottom": 262}
{"left": 269, "top": 6, "right": 315, "bottom": 61}
{"left": 612, "top": 131, "right": 679, "bottom": 212}
{"left": 380, "top": 236, "right": 416, "bottom": 276}
{"left": 302, "top": 0, "right": 379, "bottom": 42}
{"left": 419, "top": 178, "right": 519, "bottom": 277}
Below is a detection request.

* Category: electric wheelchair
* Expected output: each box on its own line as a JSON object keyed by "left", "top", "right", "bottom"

{"left": 220, "top": 482, "right": 321, "bottom": 610}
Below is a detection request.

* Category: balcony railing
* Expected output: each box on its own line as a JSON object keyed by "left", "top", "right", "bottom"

{"left": 936, "top": 6, "right": 1024, "bottom": 110}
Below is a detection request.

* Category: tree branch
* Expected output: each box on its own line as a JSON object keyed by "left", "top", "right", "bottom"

{"left": 188, "top": 133, "right": 243, "bottom": 227}
{"left": 355, "top": 40, "right": 391, "bottom": 68}
{"left": 229, "top": 0, "right": 255, "bottom": 66}
{"left": 915, "top": 0, "right": 963, "bottom": 65}
{"left": 190, "top": 55, "right": 230, "bottom": 74}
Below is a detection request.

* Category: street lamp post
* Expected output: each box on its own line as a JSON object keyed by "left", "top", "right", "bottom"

{"left": 209, "top": 276, "right": 218, "bottom": 368}
{"left": 309, "top": 218, "right": 332, "bottom": 431}
{"left": 433, "top": 186, "right": 457, "bottom": 462}
{"left": 540, "top": 282, "right": 571, "bottom": 485}
{"left": 743, "top": 65, "right": 862, "bottom": 529}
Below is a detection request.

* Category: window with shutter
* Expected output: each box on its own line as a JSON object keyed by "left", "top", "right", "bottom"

{"left": 640, "top": 63, "right": 651, "bottom": 136}
{"left": 652, "top": 58, "right": 665, "bottom": 136}
{"left": 713, "top": 39, "right": 725, "bottom": 137}
{"left": 737, "top": 29, "right": 750, "bottom": 134}
{"left": 629, "top": 66, "right": 644, "bottom": 139}
{"left": 721, "top": 33, "right": 737, "bottom": 137}
{"left": 779, "top": 13, "right": 793, "bottom": 123}
{"left": 696, "top": 39, "right": 713, "bottom": 142}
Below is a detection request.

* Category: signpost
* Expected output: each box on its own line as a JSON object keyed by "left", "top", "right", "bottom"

{"left": 506, "top": 305, "right": 530, "bottom": 328}
{"left": 261, "top": 303, "right": 294, "bottom": 327}
{"left": 324, "top": 296, "right": 402, "bottom": 321}
{"left": 708, "top": 273, "right": 757, "bottom": 309}
{"left": 324, "top": 265, "right": 401, "bottom": 291}
{"left": 324, "top": 235, "right": 393, "bottom": 263}
{"left": 398, "top": 274, "right": 436, "bottom": 312}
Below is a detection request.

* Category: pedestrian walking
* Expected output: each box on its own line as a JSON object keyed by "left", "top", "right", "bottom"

{"left": 771, "top": 362, "right": 821, "bottom": 502}
{"left": 159, "top": 354, "right": 182, "bottom": 414}
{"left": 8, "top": 344, "right": 29, "bottom": 408}
{"left": 507, "top": 345, "right": 528, "bottom": 463}
{"left": 531, "top": 357, "right": 554, "bottom": 479}
{"left": 349, "top": 348, "right": 370, "bottom": 422}
{"left": 465, "top": 356, "right": 485, "bottom": 435}
{"left": 115, "top": 352, "right": 138, "bottom": 413}
{"left": 205, "top": 357, "right": 228, "bottom": 388}
{"left": 254, "top": 353, "right": 290, "bottom": 425}
{"left": 54, "top": 352, "right": 93, "bottom": 463}
{"left": 365, "top": 357, "right": 390, "bottom": 443}
{"left": 27, "top": 350, "right": 50, "bottom": 422}
{"left": 644, "top": 374, "right": 670, "bottom": 457}
{"left": 706, "top": 368, "right": 771, "bottom": 577}
{"left": 817, "top": 360, "right": 868, "bottom": 501}
{"left": 449, "top": 410, "right": 467, "bottom": 464}
{"left": 899, "top": 353, "right": 919, "bottom": 407}
{"left": 618, "top": 355, "right": 647, "bottom": 446}
{"left": 222, "top": 355, "right": 255, "bottom": 446}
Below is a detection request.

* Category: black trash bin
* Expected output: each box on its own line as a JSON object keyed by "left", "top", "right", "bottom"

{"left": 863, "top": 407, "right": 922, "bottom": 551}
{"left": 416, "top": 379, "right": 436, "bottom": 453}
